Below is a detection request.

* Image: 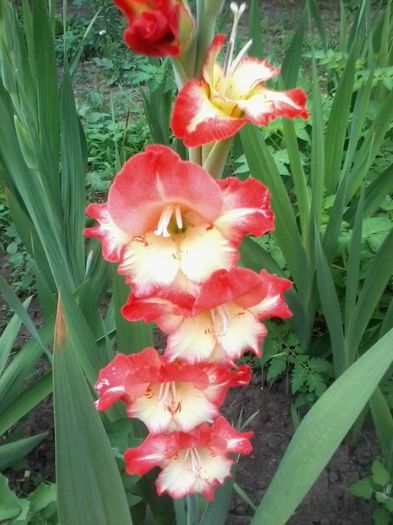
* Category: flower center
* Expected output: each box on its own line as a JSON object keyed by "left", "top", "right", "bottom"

{"left": 157, "top": 381, "right": 181, "bottom": 415}
{"left": 210, "top": 305, "right": 231, "bottom": 339}
{"left": 154, "top": 204, "right": 183, "bottom": 237}
{"left": 223, "top": 2, "right": 253, "bottom": 79}
{"left": 184, "top": 447, "right": 202, "bottom": 475}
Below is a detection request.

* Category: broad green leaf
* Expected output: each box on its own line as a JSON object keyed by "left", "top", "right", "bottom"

{"left": 251, "top": 327, "right": 393, "bottom": 525}
{"left": 0, "top": 433, "right": 47, "bottom": 471}
{"left": 53, "top": 302, "right": 132, "bottom": 525}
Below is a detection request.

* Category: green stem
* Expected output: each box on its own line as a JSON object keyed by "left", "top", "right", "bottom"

{"left": 186, "top": 494, "right": 199, "bottom": 525}
{"left": 203, "top": 138, "right": 233, "bottom": 178}
{"left": 188, "top": 146, "right": 202, "bottom": 165}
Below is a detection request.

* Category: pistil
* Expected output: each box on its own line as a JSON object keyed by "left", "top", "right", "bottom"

{"left": 223, "top": 2, "right": 247, "bottom": 77}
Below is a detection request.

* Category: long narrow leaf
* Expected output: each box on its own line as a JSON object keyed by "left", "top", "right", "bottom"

{"left": 53, "top": 301, "right": 132, "bottom": 525}
{"left": 251, "top": 327, "right": 393, "bottom": 525}
{"left": 315, "top": 232, "right": 347, "bottom": 376}
{"left": 0, "top": 433, "right": 47, "bottom": 471}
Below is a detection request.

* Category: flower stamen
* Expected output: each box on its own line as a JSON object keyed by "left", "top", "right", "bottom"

{"left": 223, "top": 2, "right": 247, "bottom": 77}
{"left": 211, "top": 305, "right": 231, "bottom": 338}
{"left": 154, "top": 204, "right": 183, "bottom": 237}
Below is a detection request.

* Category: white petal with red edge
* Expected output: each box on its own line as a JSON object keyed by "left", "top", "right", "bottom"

{"left": 129, "top": 384, "right": 173, "bottom": 433}
{"left": 172, "top": 383, "right": 218, "bottom": 431}
{"left": 156, "top": 447, "right": 232, "bottom": 500}
{"left": 216, "top": 305, "right": 267, "bottom": 361}
{"left": 84, "top": 203, "right": 129, "bottom": 263}
{"left": 118, "top": 233, "right": 180, "bottom": 295}
{"left": 166, "top": 314, "right": 216, "bottom": 363}
{"left": 179, "top": 225, "right": 237, "bottom": 283}
{"left": 238, "top": 87, "right": 309, "bottom": 126}
{"left": 229, "top": 57, "right": 280, "bottom": 97}
{"left": 171, "top": 79, "right": 246, "bottom": 147}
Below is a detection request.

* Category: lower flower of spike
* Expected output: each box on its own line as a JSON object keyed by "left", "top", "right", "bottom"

{"left": 124, "top": 416, "right": 253, "bottom": 500}
{"left": 123, "top": 267, "right": 292, "bottom": 364}
{"left": 95, "top": 347, "right": 251, "bottom": 433}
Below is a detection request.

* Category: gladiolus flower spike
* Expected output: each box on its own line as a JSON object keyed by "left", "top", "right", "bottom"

{"left": 171, "top": 2, "right": 309, "bottom": 146}
{"left": 84, "top": 145, "right": 274, "bottom": 297}
{"left": 114, "top": 0, "right": 194, "bottom": 57}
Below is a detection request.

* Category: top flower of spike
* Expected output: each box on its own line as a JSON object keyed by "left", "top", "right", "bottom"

{"left": 114, "top": 0, "right": 194, "bottom": 56}
{"left": 171, "top": 2, "right": 309, "bottom": 147}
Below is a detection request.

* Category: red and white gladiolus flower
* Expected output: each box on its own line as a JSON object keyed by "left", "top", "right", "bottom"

{"left": 171, "top": 2, "right": 308, "bottom": 147}
{"left": 95, "top": 347, "right": 251, "bottom": 432}
{"left": 124, "top": 416, "right": 253, "bottom": 499}
{"left": 123, "top": 268, "right": 292, "bottom": 364}
{"left": 84, "top": 145, "right": 274, "bottom": 296}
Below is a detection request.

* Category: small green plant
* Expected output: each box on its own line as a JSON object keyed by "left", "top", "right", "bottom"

{"left": 0, "top": 474, "right": 57, "bottom": 525}
{"left": 349, "top": 459, "right": 393, "bottom": 525}
{"left": 261, "top": 326, "right": 334, "bottom": 408}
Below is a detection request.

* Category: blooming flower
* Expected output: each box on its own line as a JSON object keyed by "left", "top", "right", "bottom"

{"left": 171, "top": 3, "right": 308, "bottom": 147}
{"left": 84, "top": 145, "right": 274, "bottom": 296}
{"left": 122, "top": 268, "right": 292, "bottom": 363}
{"left": 95, "top": 347, "right": 251, "bottom": 432}
{"left": 114, "top": 0, "right": 194, "bottom": 56}
{"left": 124, "top": 416, "right": 253, "bottom": 499}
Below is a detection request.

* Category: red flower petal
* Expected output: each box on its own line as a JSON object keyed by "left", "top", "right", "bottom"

{"left": 108, "top": 145, "right": 222, "bottom": 235}
{"left": 84, "top": 203, "right": 129, "bottom": 262}
{"left": 122, "top": 289, "right": 194, "bottom": 326}
{"left": 210, "top": 417, "right": 254, "bottom": 455}
{"left": 171, "top": 79, "right": 246, "bottom": 147}
{"left": 249, "top": 269, "right": 293, "bottom": 319}
{"left": 95, "top": 348, "right": 161, "bottom": 411}
{"left": 193, "top": 268, "right": 267, "bottom": 314}
{"left": 215, "top": 177, "right": 275, "bottom": 243}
